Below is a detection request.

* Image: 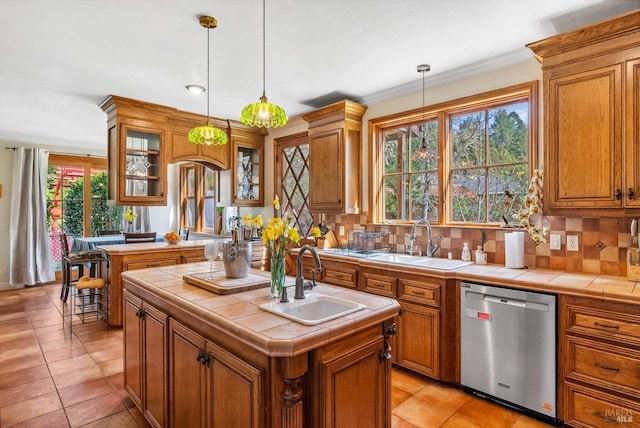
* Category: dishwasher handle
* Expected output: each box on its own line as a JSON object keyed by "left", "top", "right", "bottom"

{"left": 484, "top": 294, "right": 526, "bottom": 308}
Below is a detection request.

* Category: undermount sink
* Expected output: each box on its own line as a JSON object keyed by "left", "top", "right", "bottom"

{"left": 367, "top": 254, "right": 472, "bottom": 270}
{"left": 363, "top": 253, "right": 422, "bottom": 264}
{"left": 259, "top": 293, "right": 366, "bottom": 326}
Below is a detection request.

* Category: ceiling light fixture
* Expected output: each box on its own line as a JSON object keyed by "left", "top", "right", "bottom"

{"left": 188, "top": 16, "right": 227, "bottom": 146}
{"left": 412, "top": 64, "right": 431, "bottom": 161}
{"left": 185, "top": 84, "right": 206, "bottom": 94}
{"left": 240, "top": 0, "right": 288, "bottom": 128}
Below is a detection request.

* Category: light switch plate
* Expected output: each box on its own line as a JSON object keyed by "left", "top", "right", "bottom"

{"left": 550, "top": 234, "right": 561, "bottom": 250}
{"left": 339, "top": 226, "right": 345, "bottom": 236}
{"left": 567, "top": 235, "right": 579, "bottom": 251}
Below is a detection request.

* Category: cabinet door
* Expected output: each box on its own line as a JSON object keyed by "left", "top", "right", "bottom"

{"left": 396, "top": 302, "right": 440, "bottom": 378}
{"left": 625, "top": 58, "right": 640, "bottom": 207}
{"left": 142, "top": 304, "right": 168, "bottom": 428}
{"left": 232, "top": 137, "right": 264, "bottom": 207}
{"left": 123, "top": 293, "right": 143, "bottom": 409}
{"left": 117, "top": 124, "right": 167, "bottom": 206}
{"left": 546, "top": 63, "right": 623, "bottom": 208}
{"left": 319, "top": 338, "right": 386, "bottom": 428}
{"left": 309, "top": 128, "right": 344, "bottom": 212}
{"left": 169, "top": 320, "right": 207, "bottom": 428}
{"left": 206, "top": 341, "right": 263, "bottom": 428}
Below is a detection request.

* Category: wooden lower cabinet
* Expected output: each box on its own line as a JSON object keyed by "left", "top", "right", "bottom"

{"left": 564, "top": 382, "right": 640, "bottom": 428}
{"left": 396, "top": 302, "right": 439, "bottom": 378}
{"left": 123, "top": 291, "right": 168, "bottom": 428}
{"left": 560, "top": 295, "right": 640, "bottom": 427}
{"left": 105, "top": 245, "right": 205, "bottom": 326}
{"left": 168, "top": 319, "right": 264, "bottom": 428}
{"left": 308, "top": 325, "right": 390, "bottom": 428}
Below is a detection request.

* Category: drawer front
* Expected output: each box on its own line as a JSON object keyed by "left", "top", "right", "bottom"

{"left": 568, "top": 306, "right": 640, "bottom": 346}
{"left": 183, "top": 256, "right": 207, "bottom": 263}
{"left": 362, "top": 273, "right": 396, "bottom": 297}
{"left": 567, "top": 336, "right": 640, "bottom": 395}
{"left": 323, "top": 269, "right": 357, "bottom": 289}
{"left": 126, "top": 259, "right": 178, "bottom": 270}
{"left": 398, "top": 279, "right": 440, "bottom": 307}
{"left": 565, "top": 382, "right": 640, "bottom": 428}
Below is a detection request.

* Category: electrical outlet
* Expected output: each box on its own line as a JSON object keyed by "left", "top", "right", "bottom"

{"left": 339, "top": 226, "right": 345, "bottom": 236}
{"left": 550, "top": 234, "right": 561, "bottom": 250}
{"left": 567, "top": 235, "right": 579, "bottom": 251}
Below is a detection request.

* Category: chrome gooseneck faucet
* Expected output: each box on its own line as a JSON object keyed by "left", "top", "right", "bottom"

{"left": 410, "top": 218, "right": 439, "bottom": 257}
{"left": 293, "top": 244, "right": 322, "bottom": 300}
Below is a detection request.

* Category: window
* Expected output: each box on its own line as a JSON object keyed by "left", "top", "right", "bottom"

{"left": 47, "top": 154, "right": 112, "bottom": 272}
{"left": 274, "top": 132, "right": 315, "bottom": 236}
{"left": 180, "top": 163, "right": 219, "bottom": 233}
{"left": 372, "top": 81, "right": 537, "bottom": 225}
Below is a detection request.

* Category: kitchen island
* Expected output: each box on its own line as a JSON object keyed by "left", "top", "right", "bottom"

{"left": 98, "top": 240, "right": 208, "bottom": 326}
{"left": 121, "top": 261, "right": 400, "bottom": 428}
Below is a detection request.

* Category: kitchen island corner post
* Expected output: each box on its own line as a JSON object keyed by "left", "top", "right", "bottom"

{"left": 273, "top": 353, "right": 308, "bottom": 428}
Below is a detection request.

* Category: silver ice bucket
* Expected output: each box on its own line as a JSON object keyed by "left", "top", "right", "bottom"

{"left": 222, "top": 241, "right": 252, "bottom": 278}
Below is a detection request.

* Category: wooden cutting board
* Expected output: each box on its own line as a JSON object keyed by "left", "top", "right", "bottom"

{"left": 183, "top": 271, "right": 271, "bottom": 294}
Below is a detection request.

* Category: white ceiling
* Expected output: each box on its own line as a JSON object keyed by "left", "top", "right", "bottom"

{"left": 1, "top": 0, "right": 638, "bottom": 152}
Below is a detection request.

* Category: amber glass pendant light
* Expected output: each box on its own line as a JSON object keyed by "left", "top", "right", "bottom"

{"left": 412, "top": 64, "right": 431, "bottom": 161}
{"left": 240, "top": 0, "right": 288, "bottom": 128}
{"left": 188, "top": 16, "right": 227, "bottom": 146}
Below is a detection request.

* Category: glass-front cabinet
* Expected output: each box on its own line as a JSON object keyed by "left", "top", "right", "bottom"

{"left": 102, "top": 96, "right": 169, "bottom": 206}
{"left": 231, "top": 131, "right": 264, "bottom": 207}
{"left": 123, "top": 128, "right": 163, "bottom": 201}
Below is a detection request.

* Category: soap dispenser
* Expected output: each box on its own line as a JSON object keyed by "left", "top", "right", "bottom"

{"left": 461, "top": 242, "right": 471, "bottom": 262}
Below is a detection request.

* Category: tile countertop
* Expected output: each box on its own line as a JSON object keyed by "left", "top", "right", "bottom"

{"left": 307, "top": 249, "right": 640, "bottom": 305}
{"left": 97, "top": 239, "right": 210, "bottom": 253}
{"left": 121, "top": 261, "right": 401, "bottom": 358}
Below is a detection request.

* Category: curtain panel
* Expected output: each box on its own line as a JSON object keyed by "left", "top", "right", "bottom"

{"left": 10, "top": 148, "right": 55, "bottom": 287}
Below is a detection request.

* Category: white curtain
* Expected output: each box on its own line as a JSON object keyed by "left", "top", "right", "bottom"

{"left": 9, "top": 148, "right": 55, "bottom": 286}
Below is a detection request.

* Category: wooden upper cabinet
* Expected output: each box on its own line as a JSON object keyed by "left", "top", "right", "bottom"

{"left": 527, "top": 10, "right": 640, "bottom": 214}
{"left": 625, "top": 58, "right": 640, "bottom": 208}
{"left": 101, "top": 96, "right": 170, "bottom": 206}
{"left": 167, "top": 111, "right": 231, "bottom": 170}
{"left": 230, "top": 124, "right": 265, "bottom": 207}
{"left": 100, "top": 95, "right": 236, "bottom": 206}
{"left": 547, "top": 64, "right": 622, "bottom": 208}
{"left": 302, "top": 100, "right": 367, "bottom": 214}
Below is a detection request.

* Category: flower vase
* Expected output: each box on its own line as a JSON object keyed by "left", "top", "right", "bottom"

{"left": 270, "top": 255, "right": 285, "bottom": 298}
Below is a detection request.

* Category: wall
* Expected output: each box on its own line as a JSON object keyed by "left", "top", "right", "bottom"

{"left": 268, "top": 57, "right": 632, "bottom": 277}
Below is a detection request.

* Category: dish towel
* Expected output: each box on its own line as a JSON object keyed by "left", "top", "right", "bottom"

{"left": 517, "top": 169, "right": 549, "bottom": 244}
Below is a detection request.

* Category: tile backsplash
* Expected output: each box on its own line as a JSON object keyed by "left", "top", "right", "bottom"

{"left": 323, "top": 214, "right": 633, "bottom": 276}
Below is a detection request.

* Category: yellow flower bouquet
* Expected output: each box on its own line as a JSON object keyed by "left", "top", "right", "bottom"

{"left": 262, "top": 195, "right": 301, "bottom": 297}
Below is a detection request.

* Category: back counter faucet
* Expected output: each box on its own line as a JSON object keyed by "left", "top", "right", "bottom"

{"left": 410, "top": 218, "right": 439, "bottom": 257}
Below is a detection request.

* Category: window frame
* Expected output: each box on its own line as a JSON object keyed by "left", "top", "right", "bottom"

{"left": 274, "top": 131, "right": 316, "bottom": 237}
{"left": 48, "top": 154, "right": 108, "bottom": 237}
{"left": 369, "top": 81, "right": 538, "bottom": 226}
{"left": 179, "top": 162, "right": 219, "bottom": 233}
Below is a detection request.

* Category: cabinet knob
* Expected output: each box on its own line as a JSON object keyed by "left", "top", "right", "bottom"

{"left": 628, "top": 188, "right": 635, "bottom": 200}
{"left": 378, "top": 351, "right": 392, "bottom": 363}
{"left": 615, "top": 189, "right": 622, "bottom": 200}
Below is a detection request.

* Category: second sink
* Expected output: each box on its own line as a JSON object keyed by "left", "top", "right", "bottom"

{"left": 260, "top": 293, "right": 366, "bottom": 326}
{"left": 367, "top": 254, "right": 472, "bottom": 270}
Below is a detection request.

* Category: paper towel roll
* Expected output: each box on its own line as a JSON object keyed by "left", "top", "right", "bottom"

{"left": 505, "top": 231, "right": 525, "bottom": 268}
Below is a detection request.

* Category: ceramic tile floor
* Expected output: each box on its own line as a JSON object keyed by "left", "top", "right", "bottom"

{"left": 0, "top": 283, "right": 554, "bottom": 427}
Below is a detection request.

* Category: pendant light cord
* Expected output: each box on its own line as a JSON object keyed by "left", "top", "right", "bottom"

{"left": 206, "top": 25, "right": 211, "bottom": 120}
{"left": 262, "top": 0, "right": 266, "bottom": 98}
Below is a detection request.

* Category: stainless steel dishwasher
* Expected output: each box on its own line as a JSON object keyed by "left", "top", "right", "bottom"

{"left": 460, "top": 281, "right": 558, "bottom": 424}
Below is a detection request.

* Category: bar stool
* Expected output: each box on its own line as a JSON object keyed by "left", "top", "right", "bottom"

{"left": 63, "top": 276, "right": 108, "bottom": 334}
